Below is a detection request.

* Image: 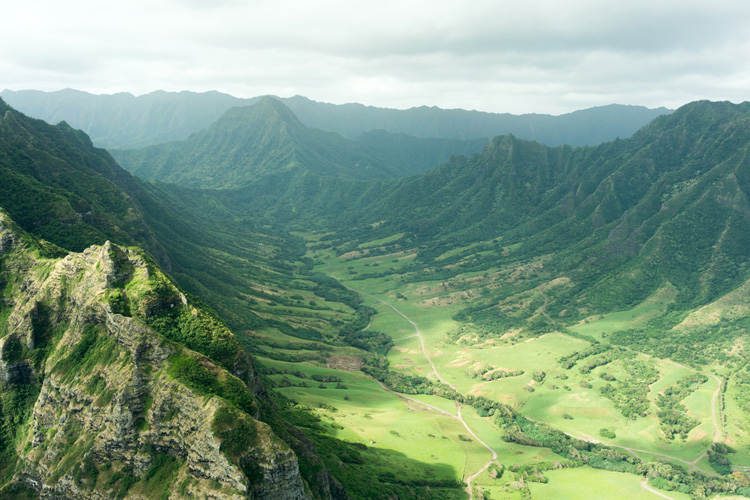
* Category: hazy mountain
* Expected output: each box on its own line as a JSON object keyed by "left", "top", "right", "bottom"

{"left": 284, "top": 95, "right": 672, "bottom": 146}
{"left": 353, "top": 129, "right": 488, "bottom": 177}
{"left": 112, "top": 97, "right": 404, "bottom": 187}
{"left": 2, "top": 88, "right": 670, "bottom": 149}
{"left": 0, "top": 88, "right": 248, "bottom": 149}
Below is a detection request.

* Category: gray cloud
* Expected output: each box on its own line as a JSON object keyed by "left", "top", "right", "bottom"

{"left": 2, "top": 0, "right": 749, "bottom": 114}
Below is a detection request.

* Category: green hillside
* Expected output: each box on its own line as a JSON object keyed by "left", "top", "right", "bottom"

{"left": 0, "top": 98, "right": 165, "bottom": 256}
{"left": 325, "top": 101, "right": 750, "bottom": 317}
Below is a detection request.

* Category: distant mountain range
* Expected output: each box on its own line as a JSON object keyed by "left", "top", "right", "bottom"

{"left": 1, "top": 88, "right": 671, "bottom": 149}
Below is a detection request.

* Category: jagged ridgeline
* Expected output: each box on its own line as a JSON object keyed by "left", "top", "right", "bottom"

{"left": 0, "top": 214, "right": 307, "bottom": 499}
{"left": 328, "top": 100, "right": 750, "bottom": 318}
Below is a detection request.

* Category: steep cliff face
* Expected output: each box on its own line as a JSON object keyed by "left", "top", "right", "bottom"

{"left": 0, "top": 213, "right": 309, "bottom": 499}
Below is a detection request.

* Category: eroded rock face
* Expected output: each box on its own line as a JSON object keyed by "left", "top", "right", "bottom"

{"left": 0, "top": 215, "right": 311, "bottom": 500}
{"left": 253, "top": 452, "right": 308, "bottom": 500}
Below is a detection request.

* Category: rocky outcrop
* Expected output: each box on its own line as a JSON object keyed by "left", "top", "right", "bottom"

{"left": 0, "top": 213, "right": 311, "bottom": 500}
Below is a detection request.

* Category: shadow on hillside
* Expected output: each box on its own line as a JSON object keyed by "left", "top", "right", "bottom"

{"left": 307, "top": 432, "right": 464, "bottom": 499}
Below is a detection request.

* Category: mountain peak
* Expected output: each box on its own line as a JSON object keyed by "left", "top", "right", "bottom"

{"left": 114, "top": 96, "right": 397, "bottom": 187}
{"left": 222, "top": 95, "right": 302, "bottom": 127}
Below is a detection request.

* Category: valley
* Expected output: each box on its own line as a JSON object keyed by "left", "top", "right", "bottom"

{"left": 1, "top": 93, "right": 749, "bottom": 500}
{"left": 290, "top": 231, "right": 744, "bottom": 499}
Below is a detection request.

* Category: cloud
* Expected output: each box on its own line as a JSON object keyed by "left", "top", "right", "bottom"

{"left": 2, "top": 0, "right": 749, "bottom": 113}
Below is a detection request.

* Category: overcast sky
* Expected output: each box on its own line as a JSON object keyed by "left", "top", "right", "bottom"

{"left": 2, "top": 0, "right": 749, "bottom": 114}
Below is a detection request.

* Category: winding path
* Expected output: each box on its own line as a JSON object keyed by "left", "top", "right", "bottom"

{"left": 343, "top": 281, "right": 497, "bottom": 500}
{"left": 342, "top": 273, "right": 726, "bottom": 497}
{"left": 363, "top": 290, "right": 458, "bottom": 391}
{"left": 709, "top": 374, "right": 724, "bottom": 443}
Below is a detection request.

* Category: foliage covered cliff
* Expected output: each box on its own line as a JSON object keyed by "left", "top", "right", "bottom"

{"left": 0, "top": 213, "right": 310, "bottom": 499}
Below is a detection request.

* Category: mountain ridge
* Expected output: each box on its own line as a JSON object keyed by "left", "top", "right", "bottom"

{"left": 1, "top": 88, "right": 671, "bottom": 149}
{"left": 327, "top": 100, "right": 750, "bottom": 321}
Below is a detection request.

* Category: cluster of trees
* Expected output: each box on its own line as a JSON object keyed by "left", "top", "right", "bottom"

{"left": 502, "top": 415, "right": 747, "bottom": 498}
{"left": 579, "top": 354, "right": 614, "bottom": 374}
{"left": 599, "top": 428, "right": 617, "bottom": 439}
{"left": 465, "top": 363, "right": 524, "bottom": 381}
{"left": 342, "top": 329, "right": 392, "bottom": 356}
{"left": 558, "top": 345, "right": 610, "bottom": 370}
{"left": 610, "top": 315, "right": 750, "bottom": 368}
{"left": 708, "top": 443, "right": 735, "bottom": 475}
{"left": 599, "top": 359, "right": 658, "bottom": 419}
{"left": 655, "top": 374, "right": 707, "bottom": 440}
{"left": 732, "top": 363, "right": 750, "bottom": 433}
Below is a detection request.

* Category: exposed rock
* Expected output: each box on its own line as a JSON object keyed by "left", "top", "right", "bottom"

{"left": 0, "top": 214, "right": 311, "bottom": 500}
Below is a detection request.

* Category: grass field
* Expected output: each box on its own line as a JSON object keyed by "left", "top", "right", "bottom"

{"left": 528, "top": 467, "right": 693, "bottom": 500}
{"left": 262, "top": 356, "right": 492, "bottom": 486}
{"left": 459, "top": 405, "right": 567, "bottom": 467}
{"left": 568, "top": 285, "right": 677, "bottom": 342}
{"left": 248, "top": 237, "right": 750, "bottom": 498}
{"left": 721, "top": 378, "right": 750, "bottom": 471}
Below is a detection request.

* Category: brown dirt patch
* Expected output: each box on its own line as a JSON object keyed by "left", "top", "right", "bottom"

{"left": 501, "top": 329, "right": 521, "bottom": 339}
{"left": 419, "top": 291, "right": 474, "bottom": 307}
{"left": 691, "top": 430, "right": 707, "bottom": 442}
{"left": 392, "top": 346, "right": 419, "bottom": 354}
{"left": 581, "top": 408, "right": 610, "bottom": 416}
{"left": 327, "top": 355, "right": 362, "bottom": 371}
{"left": 542, "top": 277, "right": 571, "bottom": 289}
{"left": 340, "top": 249, "right": 370, "bottom": 259}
